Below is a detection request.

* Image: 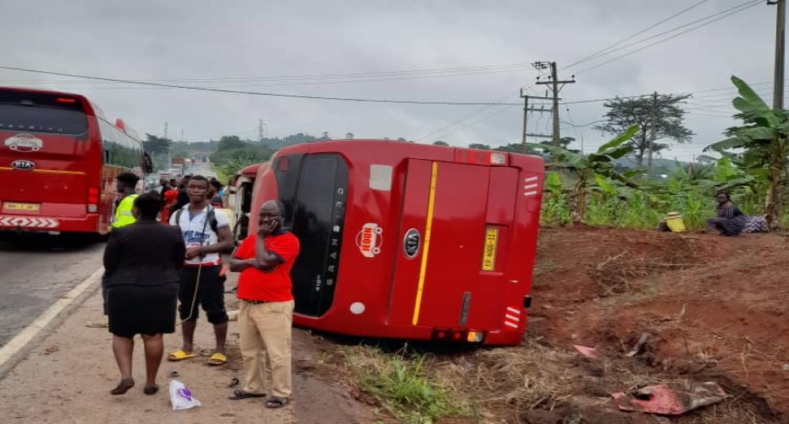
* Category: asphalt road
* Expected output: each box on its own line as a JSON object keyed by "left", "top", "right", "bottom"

{"left": 0, "top": 237, "right": 104, "bottom": 347}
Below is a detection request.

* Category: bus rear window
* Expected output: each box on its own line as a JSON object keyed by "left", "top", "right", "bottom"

{"left": 0, "top": 90, "right": 88, "bottom": 134}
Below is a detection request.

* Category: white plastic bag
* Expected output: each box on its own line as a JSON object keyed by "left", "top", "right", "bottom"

{"left": 169, "top": 379, "right": 202, "bottom": 411}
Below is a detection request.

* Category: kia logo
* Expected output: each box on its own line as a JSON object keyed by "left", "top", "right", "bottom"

{"left": 403, "top": 228, "right": 421, "bottom": 258}
{"left": 11, "top": 160, "right": 35, "bottom": 170}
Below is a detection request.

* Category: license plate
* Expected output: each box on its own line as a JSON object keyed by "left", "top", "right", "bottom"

{"left": 2, "top": 202, "right": 40, "bottom": 212}
{"left": 481, "top": 228, "right": 498, "bottom": 271}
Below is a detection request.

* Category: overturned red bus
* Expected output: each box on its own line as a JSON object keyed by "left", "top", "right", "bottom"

{"left": 248, "top": 140, "right": 544, "bottom": 346}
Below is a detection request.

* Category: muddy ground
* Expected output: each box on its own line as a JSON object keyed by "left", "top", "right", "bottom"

{"left": 311, "top": 227, "right": 789, "bottom": 423}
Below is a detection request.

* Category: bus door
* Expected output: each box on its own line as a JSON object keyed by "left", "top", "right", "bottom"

{"left": 387, "top": 159, "right": 517, "bottom": 332}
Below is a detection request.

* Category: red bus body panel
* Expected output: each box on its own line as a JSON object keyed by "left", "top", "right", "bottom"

{"left": 0, "top": 86, "right": 143, "bottom": 235}
{"left": 248, "top": 140, "right": 544, "bottom": 346}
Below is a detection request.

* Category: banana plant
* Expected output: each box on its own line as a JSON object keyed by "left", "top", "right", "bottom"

{"left": 526, "top": 125, "right": 641, "bottom": 223}
{"left": 704, "top": 76, "right": 789, "bottom": 229}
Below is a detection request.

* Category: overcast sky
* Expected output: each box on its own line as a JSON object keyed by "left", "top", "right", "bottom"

{"left": 0, "top": 0, "right": 779, "bottom": 161}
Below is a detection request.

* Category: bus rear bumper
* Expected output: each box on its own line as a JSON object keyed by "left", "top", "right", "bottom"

{"left": 0, "top": 214, "right": 99, "bottom": 234}
{"left": 293, "top": 314, "right": 526, "bottom": 347}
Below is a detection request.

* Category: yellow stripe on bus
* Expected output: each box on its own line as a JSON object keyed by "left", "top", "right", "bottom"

{"left": 412, "top": 161, "right": 438, "bottom": 326}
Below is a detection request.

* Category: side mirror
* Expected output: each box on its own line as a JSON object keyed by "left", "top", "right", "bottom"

{"left": 142, "top": 152, "right": 154, "bottom": 174}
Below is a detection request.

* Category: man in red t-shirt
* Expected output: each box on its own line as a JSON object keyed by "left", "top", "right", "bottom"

{"left": 228, "top": 200, "right": 299, "bottom": 409}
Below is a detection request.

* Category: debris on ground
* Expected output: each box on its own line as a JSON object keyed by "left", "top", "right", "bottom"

{"left": 573, "top": 345, "right": 598, "bottom": 359}
{"left": 611, "top": 382, "right": 726, "bottom": 415}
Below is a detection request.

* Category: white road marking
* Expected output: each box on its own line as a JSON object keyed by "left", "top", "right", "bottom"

{"left": 0, "top": 267, "right": 103, "bottom": 367}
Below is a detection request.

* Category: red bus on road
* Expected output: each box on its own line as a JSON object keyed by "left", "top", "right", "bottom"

{"left": 248, "top": 140, "right": 545, "bottom": 346}
{"left": 0, "top": 87, "right": 151, "bottom": 236}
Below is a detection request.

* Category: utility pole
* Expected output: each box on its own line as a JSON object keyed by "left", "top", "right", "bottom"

{"left": 163, "top": 121, "right": 169, "bottom": 139}
{"left": 258, "top": 119, "right": 265, "bottom": 142}
{"left": 180, "top": 128, "right": 184, "bottom": 142}
{"left": 534, "top": 62, "right": 576, "bottom": 146}
{"left": 770, "top": 0, "right": 786, "bottom": 110}
{"left": 648, "top": 92, "right": 659, "bottom": 173}
{"left": 520, "top": 89, "right": 552, "bottom": 151}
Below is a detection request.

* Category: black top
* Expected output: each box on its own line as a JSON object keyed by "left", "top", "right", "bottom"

{"left": 103, "top": 219, "right": 186, "bottom": 287}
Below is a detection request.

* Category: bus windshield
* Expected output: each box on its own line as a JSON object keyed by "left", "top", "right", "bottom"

{"left": 0, "top": 90, "right": 88, "bottom": 135}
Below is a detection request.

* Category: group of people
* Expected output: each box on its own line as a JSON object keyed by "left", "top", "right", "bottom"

{"left": 99, "top": 171, "right": 299, "bottom": 409}
{"left": 159, "top": 175, "right": 226, "bottom": 224}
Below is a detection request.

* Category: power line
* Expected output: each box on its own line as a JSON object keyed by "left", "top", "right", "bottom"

{"left": 565, "top": 0, "right": 709, "bottom": 69}
{"left": 575, "top": 0, "right": 762, "bottom": 75}
{"left": 0, "top": 65, "right": 525, "bottom": 107}
{"left": 0, "top": 62, "right": 537, "bottom": 85}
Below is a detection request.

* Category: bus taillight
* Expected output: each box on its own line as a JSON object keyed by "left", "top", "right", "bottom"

{"left": 88, "top": 188, "right": 99, "bottom": 212}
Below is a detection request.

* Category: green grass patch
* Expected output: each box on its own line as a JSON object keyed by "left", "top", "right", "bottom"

{"left": 344, "top": 346, "right": 471, "bottom": 424}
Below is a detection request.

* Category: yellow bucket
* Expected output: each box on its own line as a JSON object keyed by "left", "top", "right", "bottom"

{"left": 665, "top": 212, "right": 686, "bottom": 233}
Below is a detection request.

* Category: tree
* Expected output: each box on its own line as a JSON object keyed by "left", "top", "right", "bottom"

{"left": 346, "top": 132, "right": 354, "bottom": 139}
{"left": 495, "top": 143, "right": 538, "bottom": 154}
{"left": 143, "top": 134, "right": 172, "bottom": 155}
{"left": 527, "top": 125, "right": 641, "bottom": 223}
{"left": 704, "top": 76, "right": 789, "bottom": 229}
{"left": 595, "top": 94, "right": 693, "bottom": 168}
{"left": 541, "top": 137, "right": 579, "bottom": 154}
{"left": 217, "top": 135, "right": 246, "bottom": 151}
{"left": 468, "top": 143, "right": 491, "bottom": 150}
{"left": 433, "top": 140, "right": 449, "bottom": 146}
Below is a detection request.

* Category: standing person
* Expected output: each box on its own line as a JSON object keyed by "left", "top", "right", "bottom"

{"left": 168, "top": 175, "right": 234, "bottom": 366}
{"left": 229, "top": 200, "right": 300, "bottom": 409}
{"left": 169, "top": 175, "right": 192, "bottom": 216}
{"left": 104, "top": 191, "right": 185, "bottom": 396}
{"left": 209, "top": 179, "right": 224, "bottom": 208}
{"left": 160, "top": 181, "right": 179, "bottom": 224}
{"left": 86, "top": 171, "right": 140, "bottom": 329}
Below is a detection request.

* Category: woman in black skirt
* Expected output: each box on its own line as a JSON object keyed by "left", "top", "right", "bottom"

{"left": 104, "top": 191, "right": 185, "bottom": 395}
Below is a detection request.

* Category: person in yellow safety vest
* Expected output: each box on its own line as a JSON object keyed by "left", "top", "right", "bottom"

{"left": 111, "top": 172, "right": 141, "bottom": 230}
{"left": 87, "top": 172, "right": 141, "bottom": 329}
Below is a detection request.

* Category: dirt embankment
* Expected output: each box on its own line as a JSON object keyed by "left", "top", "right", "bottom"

{"left": 523, "top": 227, "right": 789, "bottom": 423}
{"left": 312, "top": 227, "right": 789, "bottom": 424}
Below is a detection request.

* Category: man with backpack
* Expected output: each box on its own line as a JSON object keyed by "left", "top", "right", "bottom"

{"left": 168, "top": 175, "right": 235, "bottom": 366}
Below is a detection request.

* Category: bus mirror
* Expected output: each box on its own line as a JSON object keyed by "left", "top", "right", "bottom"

{"left": 142, "top": 152, "right": 154, "bottom": 174}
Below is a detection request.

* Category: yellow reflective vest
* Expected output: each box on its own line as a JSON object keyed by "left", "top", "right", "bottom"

{"left": 111, "top": 194, "right": 138, "bottom": 229}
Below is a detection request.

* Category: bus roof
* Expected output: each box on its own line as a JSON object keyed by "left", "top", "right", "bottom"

{"left": 0, "top": 86, "right": 101, "bottom": 118}
{"left": 240, "top": 163, "right": 261, "bottom": 178}
{"left": 274, "top": 139, "right": 544, "bottom": 170}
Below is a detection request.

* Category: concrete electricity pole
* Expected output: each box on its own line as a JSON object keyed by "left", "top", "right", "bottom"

{"left": 534, "top": 62, "right": 576, "bottom": 146}
{"left": 770, "top": 0, "right": 786, "bottom": 110}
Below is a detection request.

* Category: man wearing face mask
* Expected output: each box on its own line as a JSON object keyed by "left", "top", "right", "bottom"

{"left": 228, "top": 200, "right": 300, "bottom": 409}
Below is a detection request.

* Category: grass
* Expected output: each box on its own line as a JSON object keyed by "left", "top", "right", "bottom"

{"left": 338, "top": 346, "right": 472, "bottom": 424}
{"left": 210, "top": 163, "right": 229, "bottom": 184}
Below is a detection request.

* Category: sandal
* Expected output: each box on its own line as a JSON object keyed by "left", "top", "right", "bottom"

{"left": 111, "top": 378, "right": 135, "bottom": 395}
{"left": 167, "top": 350, "right": 197, "bottom": 362}
{"left": 266, "top": 396, "right": 288, "bottom": 409}
{"left": 207, "top": 352, "right": 227, "bottom": 366}
{"left": 228, "top": 389, "right": 266, "bottom": 400}
{"left": 143, "top": 385, "right": 159, "bottom": 396}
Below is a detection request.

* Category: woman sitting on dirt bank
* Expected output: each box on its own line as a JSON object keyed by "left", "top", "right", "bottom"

{"left": 705, "top": 192, "right": 768, "bottom": 236}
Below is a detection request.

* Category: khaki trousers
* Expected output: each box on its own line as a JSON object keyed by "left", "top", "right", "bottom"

{"left": 238, "top": 299, "right": 294, "bottom": 398}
